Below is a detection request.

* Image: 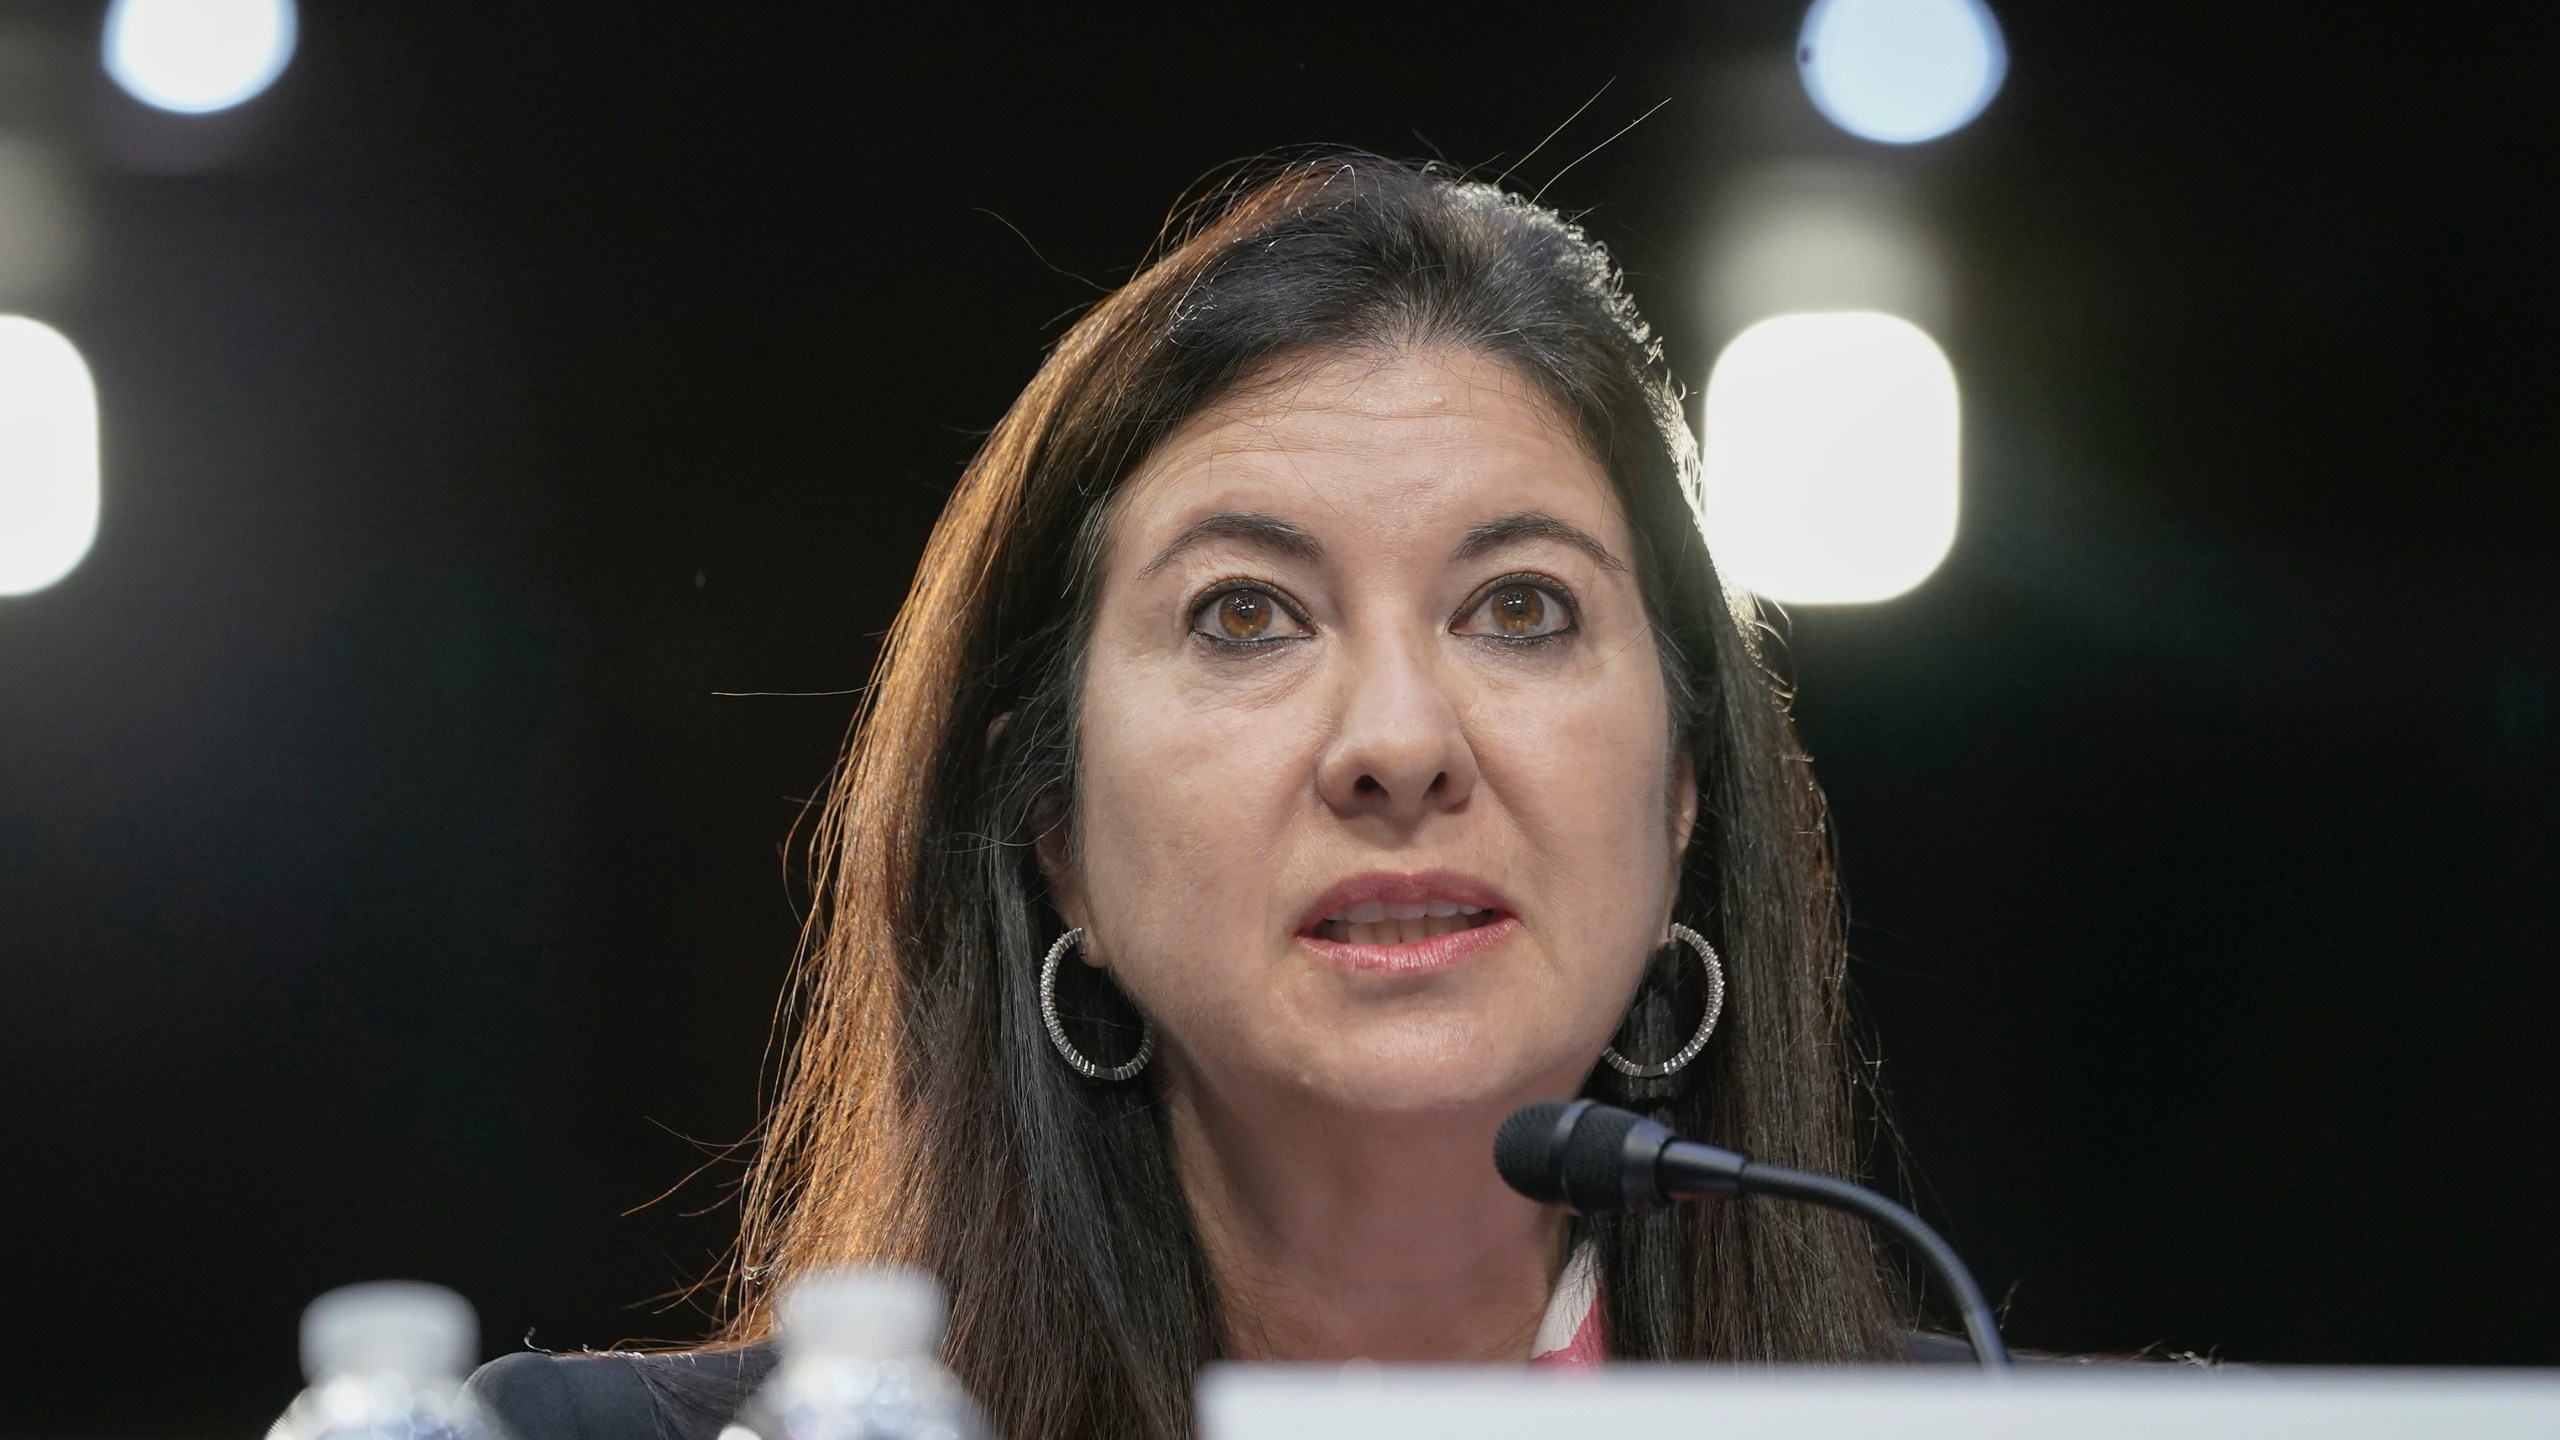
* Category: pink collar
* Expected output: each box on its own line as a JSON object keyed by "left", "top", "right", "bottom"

{"left": 1528, "top": 1239, "right": 1606, "bottom": 1366}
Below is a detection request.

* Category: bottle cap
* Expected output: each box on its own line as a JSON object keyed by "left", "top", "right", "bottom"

{"left": 300, "top": 1280, "right": 477, "bottom": 1383}
{"left": 776, "top": 1267, "right": 945, "bottom": 1358}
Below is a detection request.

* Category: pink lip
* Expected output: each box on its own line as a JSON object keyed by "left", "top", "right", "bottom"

{"left": 1294, "top": 869, "right": 1519, "bottom": 977}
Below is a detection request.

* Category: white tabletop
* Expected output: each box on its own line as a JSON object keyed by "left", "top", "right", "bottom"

{"left": 1199, "top": 1362, "right": 2560, "bottom": 1440}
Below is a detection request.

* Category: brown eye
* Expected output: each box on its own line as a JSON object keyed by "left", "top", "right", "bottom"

{"left": 1456, "top": 580, "right": 1573, "bottom": 641}
{"left": 1191, "top": 585, "right": 1305, "bottom": 646}
{"left": 1489, "top": 585, "right": 1545, "bottom": 635}
{"left": 1218, "top": 590, "right": 1271, "bottom": 640}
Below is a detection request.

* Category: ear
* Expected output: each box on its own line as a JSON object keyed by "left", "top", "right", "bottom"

{"left": 1032, "top": 792, "right": 1097, "bottom": 961}
{"left": 1669, "top": 745, "right": 1700, "bottom": 872}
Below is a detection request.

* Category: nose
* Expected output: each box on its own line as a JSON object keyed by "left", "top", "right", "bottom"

{"left": 1315, "top": 630, "right": 1479, "bottom": 826}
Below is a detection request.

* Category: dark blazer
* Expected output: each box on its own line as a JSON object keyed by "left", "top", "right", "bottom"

{"left": 466, "top": 1333, "right": 2021, "bottom": 1440}
{"left": 469, "top": 1346, "right": 773, "bottom": 1440}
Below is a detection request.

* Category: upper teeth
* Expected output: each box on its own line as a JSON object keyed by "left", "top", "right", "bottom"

{"left": 1326, "top": 900, "right": 1486, "bottom": 923}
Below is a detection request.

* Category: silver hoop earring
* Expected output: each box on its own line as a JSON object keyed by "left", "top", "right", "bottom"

{"left": 1039, "top": 928, "right": 1155, "bottom": 1082}
{"left": 1601, "top": 923, "right": 1725, "bottom": 1079}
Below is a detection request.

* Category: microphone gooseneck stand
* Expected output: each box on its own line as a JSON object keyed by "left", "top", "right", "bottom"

{"left": 1496, "top": 1098, "right": 2012, "bottom": 1370}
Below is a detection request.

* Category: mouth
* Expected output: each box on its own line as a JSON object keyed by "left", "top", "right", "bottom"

{"left": 1310, "top": 900, "right": 1501, "bottom": 946}
{"left": 1294, "top": 870, "right": 1517, "bottom": 975}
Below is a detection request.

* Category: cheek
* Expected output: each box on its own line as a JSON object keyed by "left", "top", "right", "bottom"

{"left": 1468, "top": 671, "right": 1685, "bottom": 1041}
{"left": 1485, "top": 675, "right": 1680, "bottom": 887}
{"left": 1069, "top": 663, "right": 1305, "bottom": 1013}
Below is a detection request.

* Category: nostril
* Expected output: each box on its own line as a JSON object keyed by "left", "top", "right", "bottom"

{"left": 1355, "top": 775, "right": 1384, "bottom": 795}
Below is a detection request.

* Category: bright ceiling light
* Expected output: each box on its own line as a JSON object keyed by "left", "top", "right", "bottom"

{"left": 1702, "top": 312, "right": 1958, "bottom": 605}
{"left": 103, "top": 0, "right": 298, "bottom": 115}
{"left": 0, "top": 316, "right": 102, "bottom": 597}
{"left": 1799, "top": 0, "right": 2007, "bottom": 145}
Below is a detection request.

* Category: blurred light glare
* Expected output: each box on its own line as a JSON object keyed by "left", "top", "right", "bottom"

{"left": 1799, "top": 0, "right": 2006, "bottom": 144}
{"left": 1707, "top": 165, "right": 1945, "bottom": 338}
{"left": 0, "top": 137, "right": 86, "bottom": 305}
{"left": 104, "top": 0, "right": 297, "bottom": 115}
{"left": 0, "top": 316, "right": 102, "bottom": 597}
{"left": 1702, "top": 312, "right": 1958, "bottom": 605}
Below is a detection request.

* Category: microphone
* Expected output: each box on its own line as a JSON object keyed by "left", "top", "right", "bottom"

{"left": 1495, "top": 1099, "right": 2011, "bottom": 1369}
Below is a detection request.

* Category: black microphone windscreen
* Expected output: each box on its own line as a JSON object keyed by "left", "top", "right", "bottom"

{"left": 1494, "top": 1102, "right": 1571, "bottom": 1203}
{"left": 1559, "top": 1102, "right": 1644, "bottom": 1214}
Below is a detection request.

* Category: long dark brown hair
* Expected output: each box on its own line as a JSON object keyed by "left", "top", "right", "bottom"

{"left": 720, "top": 155, "right": 1904, "bottom": 1438}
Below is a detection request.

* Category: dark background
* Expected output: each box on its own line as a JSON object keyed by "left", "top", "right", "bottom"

{"left": 3, "top": 2, "right": 2555, "bottom": 1432}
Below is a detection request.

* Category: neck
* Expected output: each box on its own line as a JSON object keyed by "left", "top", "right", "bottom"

{"left": 1165, "top": 1058, "right": 1571, "bottom": 1363}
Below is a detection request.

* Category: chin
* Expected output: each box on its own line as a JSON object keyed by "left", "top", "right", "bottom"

{"left": 1283, "top": 1022, "right": 1580, "bottom": 1120}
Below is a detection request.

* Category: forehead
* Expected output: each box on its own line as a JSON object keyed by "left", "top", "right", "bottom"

{"left": 1107, "top": 346, "right": 1627, "bottom": 554}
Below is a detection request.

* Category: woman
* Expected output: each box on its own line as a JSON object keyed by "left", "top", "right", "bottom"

{"left": 472, "top": 154, "right": 1918, "bottom": 1439}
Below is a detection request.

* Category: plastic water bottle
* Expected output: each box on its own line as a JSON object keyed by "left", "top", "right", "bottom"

{"left": 267, "top": 1281, "right": 498, "bottom": 1440}
{"left": 726, "top": 1267, "right": 988, "bottom": 1440}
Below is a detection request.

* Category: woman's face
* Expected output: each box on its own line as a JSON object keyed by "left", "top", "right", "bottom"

{"left": 1042, "top": 345, "right": 1697, "bottom": 1122}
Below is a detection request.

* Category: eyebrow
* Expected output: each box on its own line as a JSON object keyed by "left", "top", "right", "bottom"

{"left": 1137, "top": 511, "right": 1326, "bottom": 579}
{"left": 1451, "top": 510, "right": 1628, "bottom": 572}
